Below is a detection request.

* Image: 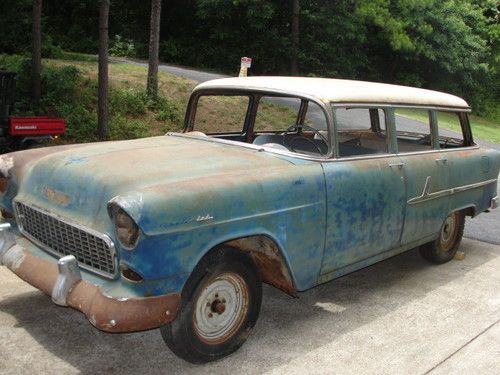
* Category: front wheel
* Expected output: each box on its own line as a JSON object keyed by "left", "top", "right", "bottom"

{"left": 419, "top": 211, "right": 465, "bottom": 264}
{"left": 161, "top": 247, "right": 262, "bottom": 363}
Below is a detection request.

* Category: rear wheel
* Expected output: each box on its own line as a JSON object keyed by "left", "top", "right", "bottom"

{"left": 161, "top": 247, "right": 262, "bottom": 363}
{"left": 419, "top": 211, "right": 465, "bottom": 264}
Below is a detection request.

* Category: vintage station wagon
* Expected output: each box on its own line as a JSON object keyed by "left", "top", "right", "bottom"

{"left": 0, "top": 77, "right": 499, "bottom": 363}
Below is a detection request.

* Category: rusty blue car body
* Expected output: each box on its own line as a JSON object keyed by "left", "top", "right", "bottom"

{"left": 0, "top": 77, "right": 499, "bottom": 336}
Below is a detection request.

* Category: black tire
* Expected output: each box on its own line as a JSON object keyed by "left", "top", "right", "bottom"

{"left": 161, "top": 247, "right": 262, "bottom": 364}
{"left": 419, "top": 211, "right": 465, "bottom": 264}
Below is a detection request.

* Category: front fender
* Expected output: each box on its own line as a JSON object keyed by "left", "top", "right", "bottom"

{"left": 112, "top": 164, "right": 327, "bottom": 292}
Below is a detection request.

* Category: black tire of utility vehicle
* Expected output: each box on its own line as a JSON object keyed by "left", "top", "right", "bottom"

{"left": 161, "top": 247, "right": 262, "bottom": 364}
{"left": 419, "top": 211, "right": 465, "bottom": 264}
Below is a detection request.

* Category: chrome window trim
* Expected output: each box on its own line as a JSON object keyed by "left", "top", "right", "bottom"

{"left": 395, "top": 145, "right": 479, "bottom": 157}
{"left": 407, "top": 178, "right": 498, "bottom": 205}
{"left": 13, "top": 199, "right": 118, "bottom": 279}
{"left": 171, "top": 133, "right": 480, "bottom": 163}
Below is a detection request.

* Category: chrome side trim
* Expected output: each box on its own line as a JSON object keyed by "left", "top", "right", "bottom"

{"left": 13, "top": 199, "right": 118, "bottom": 279}
{"left": 408, "top": 178, "right": 498, "bottom": 205}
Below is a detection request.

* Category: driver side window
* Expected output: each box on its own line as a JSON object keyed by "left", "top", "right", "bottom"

{"left": 253, "top": 97, "right": 329, "bottom": 156}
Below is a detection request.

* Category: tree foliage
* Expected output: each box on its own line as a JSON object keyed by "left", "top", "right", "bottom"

{"left": 0, "top": 0, "right": 498, "bottom": 117}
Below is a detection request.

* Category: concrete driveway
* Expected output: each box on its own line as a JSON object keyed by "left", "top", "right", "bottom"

{"left": 1, "top": 237, "right": 499, "bottom": 374}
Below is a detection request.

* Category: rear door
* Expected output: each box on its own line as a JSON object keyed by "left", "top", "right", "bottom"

{"left": 320, "top": 107, "right": 406, "bottom": 277}
{"left": 394, "top": 108, "right": 451, "bottom": 245}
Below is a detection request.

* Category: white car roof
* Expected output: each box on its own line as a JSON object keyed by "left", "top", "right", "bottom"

{"left": 195, "top": 77, "right": 470, "bottom": 109}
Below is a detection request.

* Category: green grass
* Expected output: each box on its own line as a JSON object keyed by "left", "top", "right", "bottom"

{"left": 59, "top": 52, "right": 98, "bottom": 62}
{"left": 397, "top": 109, "right": 500, "bottom": 144}
{"left": 468, "top": 114, "right": 500, "bottom": 144}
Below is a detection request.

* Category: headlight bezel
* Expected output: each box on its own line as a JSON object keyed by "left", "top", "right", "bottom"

{"left": 108, "top": 203, "right": 140, "bottom": 250}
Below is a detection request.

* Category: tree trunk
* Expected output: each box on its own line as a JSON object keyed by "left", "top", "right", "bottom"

{"left": 290, "top": 0, "right": 300, "bottom": 75}
{"left": 32, "top": 0, "right": 42, "bottom": 104}
{"left": 98, "top": 0, "right": 110, "bottom": 140}
{"left": 147, "top": 0, "right": 162, "bottom": 99}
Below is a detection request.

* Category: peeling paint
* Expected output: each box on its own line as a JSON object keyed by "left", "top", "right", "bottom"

{"left": 0, "top": 156, "right": 14, "bottom": 177}
{"left": 43, "top": 187, "right": 71, "bottom": 206}
{"left": 2, "top": 244, "right": 26, "bottom": 270}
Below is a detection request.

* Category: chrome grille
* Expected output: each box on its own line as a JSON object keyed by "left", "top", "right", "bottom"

{"left": 15, "top": 201, "right": 116, "bottom": 278}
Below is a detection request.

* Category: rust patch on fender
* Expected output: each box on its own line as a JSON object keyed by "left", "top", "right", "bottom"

{"left": 228, "top": 236, "right": 297, "bottom": 297}
{"left": 43, "top": 187, "right": 70, "bottom": 206}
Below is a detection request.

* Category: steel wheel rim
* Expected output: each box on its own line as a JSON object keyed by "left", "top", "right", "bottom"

{"left": 193, "top": 272, "right": 249, "bottom": 344}
{"left": 440, "top": 213, "right": 457, "bottom": 252}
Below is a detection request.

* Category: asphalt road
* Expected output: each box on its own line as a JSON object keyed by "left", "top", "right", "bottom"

{"left": 1, "top": 237, "right": 499, "bottom": 374}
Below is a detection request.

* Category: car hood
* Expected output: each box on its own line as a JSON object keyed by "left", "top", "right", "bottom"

{"left": 8, "top": 135, "right": 294, "bottom": 230}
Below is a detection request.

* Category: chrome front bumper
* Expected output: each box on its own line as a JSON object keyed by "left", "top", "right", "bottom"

{"left": 0, "top": 222, "right": 181, "bottom": 332}
{"left": 0, "top": 222, "right": 82, "bottom": 306}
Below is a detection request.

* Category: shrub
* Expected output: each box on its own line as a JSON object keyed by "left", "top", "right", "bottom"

{"left": 154, "top": 99, "right": 182, "bottom": 122}
{"left": 41, "top": 65, "right": 81, "bottom": 109}
{"left": 58, "top": 104, "right": 98, "bottom": 143}
{"left": 42, "top": 35, "right": 64, "bottom": 59}
{"left": 109, "top": 35, "right": 137, "bottom": 57}
{"left": 0, "top": 54, "right": 33, "bottom": 112}
{"left": 109, "top": 88, "right": 147, "bottom": 116}
{"left": 109, "top": 114, "right": 151, "bottom": 140}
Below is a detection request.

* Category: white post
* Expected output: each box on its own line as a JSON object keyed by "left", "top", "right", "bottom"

{"left": 239, "top": 57, "right": 252, "bottom": 77}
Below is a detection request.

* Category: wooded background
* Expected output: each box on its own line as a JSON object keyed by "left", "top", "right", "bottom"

{"left": 0, "top": 0, "right": 498, "bottom": 119}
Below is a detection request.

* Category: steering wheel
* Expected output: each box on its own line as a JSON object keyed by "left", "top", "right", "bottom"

{"left": 283, "top": 124, "right": 329, "bottom": 155}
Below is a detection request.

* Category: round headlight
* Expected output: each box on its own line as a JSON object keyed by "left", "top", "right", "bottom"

{"left": 112, "top": 207, "right": 140, "bottom": 249}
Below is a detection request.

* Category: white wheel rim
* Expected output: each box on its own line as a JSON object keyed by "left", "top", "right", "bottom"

{"left": 440, "top": 213, "right": 457, "bottom": 250}
{"left": 193, "top": 272, "right": 249, "bottom": 344}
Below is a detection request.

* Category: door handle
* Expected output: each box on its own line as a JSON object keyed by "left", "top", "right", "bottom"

{"left": 435, "top": 158, "right": 448, "bottom": 164}
{"left": 388, "top": 162, "right": 404, "bottom": 169}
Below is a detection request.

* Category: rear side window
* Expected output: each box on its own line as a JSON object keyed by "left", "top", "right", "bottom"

{"left": 436, "top": 111, "right": 465, "bottom": 148}
{"left": 333, "top": 107, "right": 388, "bottom": 157}
{"left": 394, "top": 109, "right": 432, "bottom": 152}
{"left": 335, "top": 108, "right": 371, "bottom": 130}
